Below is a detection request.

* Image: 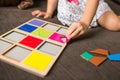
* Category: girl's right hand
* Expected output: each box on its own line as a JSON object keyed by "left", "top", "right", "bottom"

{"left": 66, "top": 22, "right": 88, "bottom": 39}
{"left": 31, "top": 10, "right": 52, "bottom": 18}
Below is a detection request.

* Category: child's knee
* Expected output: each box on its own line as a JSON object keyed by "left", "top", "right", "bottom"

{"left": 108, "top": 19, "right": 120, "bottom": 31}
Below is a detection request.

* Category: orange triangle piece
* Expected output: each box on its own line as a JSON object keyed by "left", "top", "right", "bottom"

{"left": 90, "top": 49, "right": 109, "bottom": 56}
{"left": 89, "top": 56, "right": 107, "bottom": 66}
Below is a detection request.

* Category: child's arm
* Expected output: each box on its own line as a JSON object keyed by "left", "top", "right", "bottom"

{"left": 32, "top": 0, "right": 58, "bottom": 18}
{"left": 66, "top": 0, "right": 99, "bottom": 39}
{"left": 46, "top": 0, "right": 58, "bottom": 17}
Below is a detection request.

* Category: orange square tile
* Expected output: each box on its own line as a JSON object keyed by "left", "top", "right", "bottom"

{"left": 89, "top": 56, "right": 107, "bottom": 66}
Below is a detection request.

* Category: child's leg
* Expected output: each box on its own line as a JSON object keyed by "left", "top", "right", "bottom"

{"left": 18, "top": 0, "right": 34, "bottom": 9}
{"left": 98, "top": 11, "right": 120, "bottom": 31}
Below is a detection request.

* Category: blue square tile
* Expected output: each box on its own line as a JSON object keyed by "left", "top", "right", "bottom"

{"left": 29, "top": 19, "right": 45, "bottom": 27}
{"left": 18, "top": 24, "right": 37, "bottom": 33}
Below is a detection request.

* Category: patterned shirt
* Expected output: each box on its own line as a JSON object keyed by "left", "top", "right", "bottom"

{"left": 57, "top": 0, "right": 112, "bottom": 27}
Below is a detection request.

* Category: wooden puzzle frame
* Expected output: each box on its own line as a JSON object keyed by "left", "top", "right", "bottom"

{"left": 0, "top": 18, "right": 68, "bottom": 77}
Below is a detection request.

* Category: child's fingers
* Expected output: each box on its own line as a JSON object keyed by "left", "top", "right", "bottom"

{"left": 36, "top": 12, "right": 46, "bottom": 17}
{"left": 69, "top": 26, "right": 83, "bottom": 39}
{"left": 66, "top": 26, "right": 77, "bottom": 39}
{"left": 31, "top": 10, "right": 41, "bottom": 16}
{"left": 44, "top": 15, "right": 51, "bottom": 19}
{"left": 36, "top": 13, "right": 42, "bottom": 17}
{"left": 31, "top": 11, "right": 35, "bottom": 15}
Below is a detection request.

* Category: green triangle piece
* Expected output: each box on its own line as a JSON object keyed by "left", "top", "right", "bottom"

{"left": 80, "top": 52, "right": 94, "bottom": 60}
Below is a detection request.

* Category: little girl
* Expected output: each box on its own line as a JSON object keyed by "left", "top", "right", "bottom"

{"left": 32, "top": 0, "right": 120, "bottom": 39}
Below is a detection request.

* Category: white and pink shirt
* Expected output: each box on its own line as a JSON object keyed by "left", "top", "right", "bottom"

{"left": 57, "top": 0, "right": 112, "bottom": 27}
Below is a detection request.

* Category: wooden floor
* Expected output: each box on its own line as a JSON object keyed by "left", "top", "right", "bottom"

{"left": 0, "top": 0, "right": 120, "bottom": 80}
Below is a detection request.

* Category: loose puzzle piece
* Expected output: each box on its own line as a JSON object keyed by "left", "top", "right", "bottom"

{"left": 80, "top": 52, "right": 94, "bottom": 60}
{"left": 81, "top": 49, "right": 120, "bottom": 66}
{"left": 89, "top": 56, "right": 107, "bottom": 66}
{"left": 90, "top": 48, "right": 109, "bottom": 56}
{"left": 80, "top": 49, "right": 108, "bottom": 66}
{"left": 108, "top": 53, "right": 120, "bottom": 61}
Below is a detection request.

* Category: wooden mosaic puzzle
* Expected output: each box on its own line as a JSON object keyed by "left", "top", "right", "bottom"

{"left": 0, "top": 18, "right": 69, "bottom": 77}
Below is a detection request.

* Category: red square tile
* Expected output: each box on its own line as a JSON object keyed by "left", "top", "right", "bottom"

{"left": 19, "top": 36, "right": 43, "bottom": 48}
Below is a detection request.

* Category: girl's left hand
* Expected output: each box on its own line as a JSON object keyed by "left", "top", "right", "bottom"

{"left": 66, "top": 22, "right": 88, "bottom": 39}
{"left": 32, "top": 10, "right": 52, "bottom": 18}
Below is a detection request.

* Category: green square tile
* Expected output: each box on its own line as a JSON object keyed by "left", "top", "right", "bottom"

{"left": 32, "top": 28, "right": 53, "bottom": 38}
{"left": 80, "top": 52, "right": 94, "bottom": 60}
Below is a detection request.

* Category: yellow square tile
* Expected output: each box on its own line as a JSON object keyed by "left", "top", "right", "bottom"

{"left": 23, "top": 51, "right": 53, "bottom": 71}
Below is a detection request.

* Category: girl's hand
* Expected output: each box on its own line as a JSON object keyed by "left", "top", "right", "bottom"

{"left": 66, "top": 22, "right": 88, "bottom": 39}
{"left": 31, "top": 10, "right": 52, "bottom": 18}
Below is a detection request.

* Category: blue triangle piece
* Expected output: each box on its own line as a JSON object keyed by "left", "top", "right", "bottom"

{"left": 108, "top": 53, "right": 120, "bottom": 61}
